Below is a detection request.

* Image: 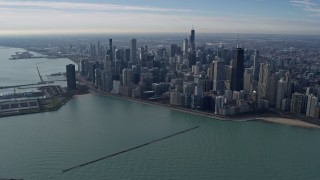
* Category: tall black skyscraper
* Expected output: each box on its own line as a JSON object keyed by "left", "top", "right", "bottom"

{"left": 66, "top": 64, "right": 76, "bottom": 90}
{"left": 130, "top": 39, "right": 137, "bottom": 64}
{"left": 188, "top": 29, "right": 196, "bottom": 67}
{"left": 230, "top": 48, "right": 244, "bottom": 91}
{"left": 109, "top": 39, "right": 113, "bottom": 62}
{"left": 190, "top": 29, "right": 195, "bottom": 51}
{"left": 188, "top": 51, "right": 196, "bottom": 67}
{"left": 190, "top": 29, "right": 195, "bottom": 43}
{"left": 170, "top": 44, "right": 178, "bottom": 57}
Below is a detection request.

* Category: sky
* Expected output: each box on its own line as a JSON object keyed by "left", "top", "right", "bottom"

{"left": 0, "top": 0, "right": 320, "bottom": 35}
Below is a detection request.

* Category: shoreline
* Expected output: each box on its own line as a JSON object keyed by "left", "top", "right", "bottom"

{"left": 87, "top": 90, "right": 320, "bottom": 129}
{"left": 1, "top": 88, "right": 318, "bottom": 129}
{"left": 255, "top": 117, "right": 320, "bottom": 129}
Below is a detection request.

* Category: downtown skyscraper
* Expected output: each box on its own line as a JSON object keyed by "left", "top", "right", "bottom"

{"left": 230, "top": 48, "right": 244, "bottom": 91}
{"left": 66, "top": 64, "right": 76, "bottom": 90}
{"left": 188, "top": 29, "right": 196, "bottom": 66}
{"left": 183, "top": 38, "right": 188, "bottom": 58}
{"left": 109, "top": 39, "right": 113, "bottom": 62}
{"left": 258, "top": 63, "right": 270, "bottom": 99}
{"left": 102, "top": 55, "right": 113, "bottom": 92}
{"left": 253, "top": 50, "right": 260, "bottom": 82}
{"left": 213, "top": 60, "right": 226, "bottom": 92}
{"left": 130, "top": 39, "right": 137, "bottom": 64}
{"left": 190, "top": 29, "right": 195, "bottom": 52}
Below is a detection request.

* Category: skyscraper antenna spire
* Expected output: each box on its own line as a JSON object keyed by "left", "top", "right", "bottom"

{"left": 236, "top": 33, "right": 240, "bottom": 48}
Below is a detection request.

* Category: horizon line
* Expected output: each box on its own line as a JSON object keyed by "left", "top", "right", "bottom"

{"left": 0, "top": 31, "right": 320, "bottom": 37}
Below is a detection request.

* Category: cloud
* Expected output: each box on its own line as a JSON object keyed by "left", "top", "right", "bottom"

{"left": 0, "top": 0, "right": 320, "bottom": 35}
{"left": 291, "top": 0, "right": 320, "bottom": 17}
{"left": 0, "top": 7, "right": 319, "bottom": 35}
{"left": 291, "top": 0, "right": 315, "bottom": 6}
{"left": 0, "top": 0, "right": 192, "bottom": 13}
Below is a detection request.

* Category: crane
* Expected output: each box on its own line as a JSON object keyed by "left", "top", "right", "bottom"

{"left": 35, "top": 61, "right": 49, "bottom": 84}
{"left": 36, "top": 65, "right": 44, "bottom": 83}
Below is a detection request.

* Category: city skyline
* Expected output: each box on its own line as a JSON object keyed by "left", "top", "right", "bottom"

{"left": 0, "top": 0, "right": 320, "bottom": 35}
{"left": 1, "top": 22, "right": 320, "bottom": 178}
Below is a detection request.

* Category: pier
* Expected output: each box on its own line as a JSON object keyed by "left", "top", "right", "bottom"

{"left": 62, "top": 126, "right": 200, "bottom": 173}
{"left": 0, "top": 83, "right": 39, "bottom": 90}
{"left": 0, "top": 81, "right": 55, "bottom": 90}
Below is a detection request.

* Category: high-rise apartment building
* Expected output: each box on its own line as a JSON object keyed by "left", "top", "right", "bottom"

{"left": 258, "top": 63, "right": 270, "bottom": 99}
{"left": 130, "top": 39, "right": 137, "bottom": 64}
{"left": 291, "top": 92, "right": 307, "bottom": 114}
{"left": 183, "top": 39, "right": 188, "bottom": 57}
{"left": 213, "top": 60, "right": 226, "bottom": 92}
{"left": 122, "top": 68, "right": 133, "bottom": 87}
{"left": 244, "top": 68, "right": 253, "bottom": 93}
{"left": 276, "top": 78, "right": 287, "bottom": 109}
{"left": 306, "top": 94, "right": 318, "bottom": 117}
{"left": 267, "top": 73, "right": 279, "bottom": 106}
{"left": 253, "top": 50, "right": 260, "bottom": 81}
{"left": 66, "top": 64, "right": 76, "bottom": 90}
{"left": 103, "top": 55, "right": 113, "bottom": 92}
{"left": 209, "top": 61, "right": 215, "bottom": 81}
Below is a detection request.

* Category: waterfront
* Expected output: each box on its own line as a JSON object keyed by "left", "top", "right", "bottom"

{"left": 1, "top": 47, "right": 320, "bottom": 179}
{"left": 0, "top": 46, "right": 73, "bottom": 91}
{"left": 1, "top": 94, "right": 320, "bottom": 179}
{"left": 0, "top": 46, "right": 76, "bottom": 88}
{"left": 85, "top": 83, "right": 320, "bottom": 129}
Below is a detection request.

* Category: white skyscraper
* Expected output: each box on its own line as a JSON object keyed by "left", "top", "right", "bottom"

{"left": 215, "top": 96, "right": 224, "bottom": 115}
{"left": 258, "top": 63, "right": 270, "bottom": 99}
{"left": 244, "top": 68, "right": 253, "bottom": 93}
{"left": 291, "top": 93, "right": 307, "bottom": 114}
{"left": 183, "top": 38, "right": 188, "bottom": 57}
{"left": 276, "top": 78, "right": 287, "bottom": 109}
{"left": 306, "top": 94, "right": 318, "bottom": 117}
{"left": 253, "top": 50, "right": 260, "bottom": 81}
{"left": 122, "top": 68, "right": 133, "bottom": 87}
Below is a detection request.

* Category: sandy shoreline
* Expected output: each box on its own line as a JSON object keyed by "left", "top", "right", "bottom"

{"left": 255, "top": 117, "right": 320, "bottom": 129}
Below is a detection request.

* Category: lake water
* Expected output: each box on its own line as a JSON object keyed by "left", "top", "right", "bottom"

{"left": 0, "top": 46, "right": 77, "bottom": 96}
{"left": 0, "top": 47, "right": 320, "bottom": 180}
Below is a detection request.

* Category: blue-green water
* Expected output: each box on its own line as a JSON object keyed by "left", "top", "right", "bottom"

{"left": 0, "top": 47, "right": 320, "bottom": 180}
{"left": 0, "top": 46, "right": 77, "bottom": 96}
{"left": 0, "top": 46, "right": 77, "bottom": 87}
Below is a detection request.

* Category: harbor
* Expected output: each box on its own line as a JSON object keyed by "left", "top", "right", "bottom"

{"left": 0, "top": 46, "right": 79, "bottom": 118}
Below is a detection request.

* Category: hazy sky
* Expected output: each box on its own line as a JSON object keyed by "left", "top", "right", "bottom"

{"left": 0, "top": 0, "right": 320, "bottom": 35}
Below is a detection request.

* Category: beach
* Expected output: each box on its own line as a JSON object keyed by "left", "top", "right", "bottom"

{"left": 256, "top": 117, "right": 320, "bottom": 129}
